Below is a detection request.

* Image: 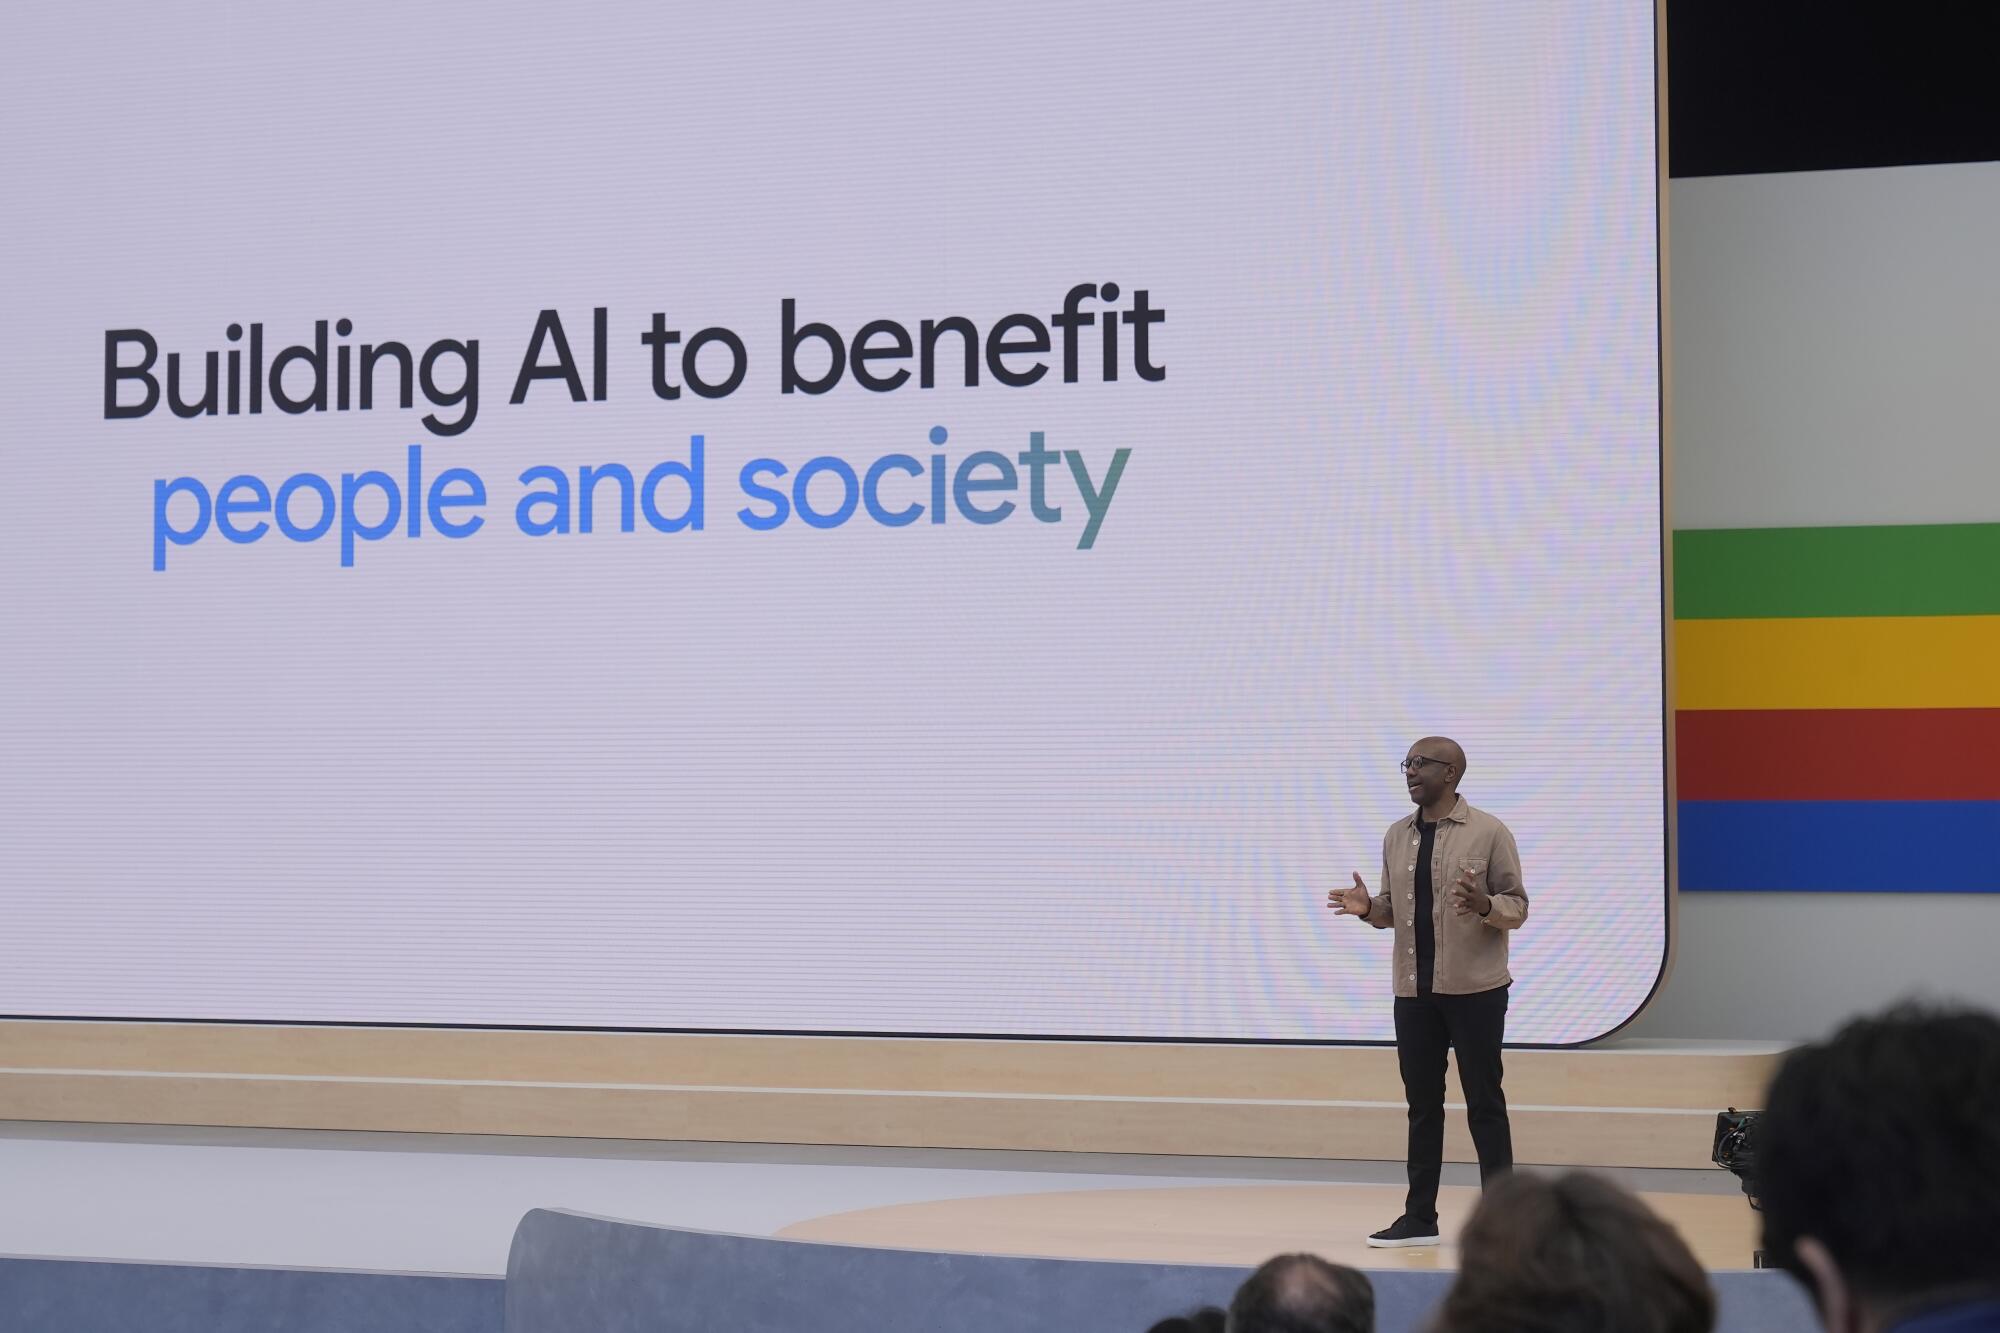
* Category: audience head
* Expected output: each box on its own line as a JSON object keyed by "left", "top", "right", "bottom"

{"left": 1430, "top": 1170, "right": 1712, "bottom": 1333}
{"left": 1147, "top": 1307, "right": 1227, "bottom": 1333}
{"left": 1757, "top": 1002, "right": 2000, "bottom": 1333}
{"left": 1228, "top": 1252, "right": 1374, "bottom": 1333}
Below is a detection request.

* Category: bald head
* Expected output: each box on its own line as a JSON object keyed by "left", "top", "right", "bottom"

{"left": 1414, "top": 737, "right": 1466, "bottom": 779}
{"left": 1228, "top": 1253, "right": 1374, "bottom": 1333}
{"left": 1404, "top": 737, "right": 1466, "bottom": 815}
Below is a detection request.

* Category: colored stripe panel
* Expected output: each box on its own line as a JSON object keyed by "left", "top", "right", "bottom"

{"left": 1679, "top": 800, "right": 2000, "bottom": 892}
{"left": 1675, "top": 522, "right": 2000, "bottom": 621}
{"left": 1676, "top": 615, "right": 2000, "bottom": 711}
{"left": 1676, "top": 709, "right": 2000, "bottom": 802}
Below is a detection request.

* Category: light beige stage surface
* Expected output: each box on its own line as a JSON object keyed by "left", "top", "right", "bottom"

{"left": 0, "top": 1022, "right": 1783, "bottom": 1169}
{"left": 781, "top": 1181, "right": 1762, "bottom": 1272}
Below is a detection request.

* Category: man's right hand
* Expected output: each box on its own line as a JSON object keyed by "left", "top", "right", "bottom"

{"left": 1328, "top": 872, "right": 1371, "bottom": 917}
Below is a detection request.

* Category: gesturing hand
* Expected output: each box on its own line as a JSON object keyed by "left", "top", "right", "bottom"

{"left": 1450, "top": 870, "right": 1492, "bottom": 918}
{"left": 1328, "top": 872, "right": 1371, "bottom": 917}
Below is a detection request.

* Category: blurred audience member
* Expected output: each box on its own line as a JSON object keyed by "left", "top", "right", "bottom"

{"left": 1146, "top": 1306, "right": 1227, "bottom": 1333}
{"left": 1229, "top": 1252, "right": 1374, "bottom": 1333}
{"left": 1758, "top": 1003, "right": 2000, "bottom": 1333}
{"left": 1430, "top": 1170, "right": 1712, "bottom": 1333}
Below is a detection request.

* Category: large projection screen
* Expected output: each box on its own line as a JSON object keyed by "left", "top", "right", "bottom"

{"left": 0, "top": 2, "right": 1663, "bottom": 1045}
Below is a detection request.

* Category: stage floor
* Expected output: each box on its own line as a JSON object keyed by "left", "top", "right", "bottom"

{"left": 0, "top": 1121, "right": 1756, "bottom": 1276}
{"left": 780, "top": 1180, "right": 1761, "bottom": 1271}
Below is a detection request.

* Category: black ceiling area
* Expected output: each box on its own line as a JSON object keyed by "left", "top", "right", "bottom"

{"left": 1667, "top": 1, "right": 2000, "bottom": 178}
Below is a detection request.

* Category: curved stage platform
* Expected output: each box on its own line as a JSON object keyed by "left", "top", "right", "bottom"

{"left": 781, "top": 1180, "right": 1761, "bottom": 1271}
{"left": 1, "top": 1030, "right": 1795, "bottom": 1330}
{"left": 0, "top": 1122, "right": 1810, "bottom": 1333}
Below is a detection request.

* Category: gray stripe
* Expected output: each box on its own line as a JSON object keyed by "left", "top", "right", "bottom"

{"left": 1670, "top": 162, "right": 2000, "bottom": 530}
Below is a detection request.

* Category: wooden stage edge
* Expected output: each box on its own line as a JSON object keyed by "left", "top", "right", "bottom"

{"left": 0, "top": 1023, "right": 1785, "bottom": 1171}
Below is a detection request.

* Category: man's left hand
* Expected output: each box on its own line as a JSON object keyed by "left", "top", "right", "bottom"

{"left": 1450, "top": 871, "right": 1491, "bottom": 918}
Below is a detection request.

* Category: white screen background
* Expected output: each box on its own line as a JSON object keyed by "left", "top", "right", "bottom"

{"left": 0, "top": 1, "right": 1662, "bottom": 1043}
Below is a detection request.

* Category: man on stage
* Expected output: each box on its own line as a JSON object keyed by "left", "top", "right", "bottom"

{"left": 1328, "top": 736, "right": 1528, "bottom": 1248}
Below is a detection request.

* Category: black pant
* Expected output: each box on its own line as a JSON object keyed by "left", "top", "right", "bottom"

{"left": 1393, "top": 984, "right": 1512, "bottom": 1224}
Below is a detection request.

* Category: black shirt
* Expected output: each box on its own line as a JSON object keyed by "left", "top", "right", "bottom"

{"left": 1414, "top": 815, "right": 1437, "bottom": 994}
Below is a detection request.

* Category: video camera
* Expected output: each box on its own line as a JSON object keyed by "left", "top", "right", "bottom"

{"left": 1711, "top": 1108, "right": 1762, "bottom": 1209}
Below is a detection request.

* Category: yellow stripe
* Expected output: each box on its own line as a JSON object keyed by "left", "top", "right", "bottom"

{"left": 1676, "top": 615, "right": 2000, "bottom": 710}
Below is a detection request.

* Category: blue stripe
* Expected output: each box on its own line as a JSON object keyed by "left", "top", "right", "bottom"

{"left": 1679, "top": 800, "right": 2000, "bottom": 892}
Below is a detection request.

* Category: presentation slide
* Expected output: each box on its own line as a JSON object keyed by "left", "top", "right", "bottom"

{"left": 0, "top": 2, "right": 1662, "bottom": 1043}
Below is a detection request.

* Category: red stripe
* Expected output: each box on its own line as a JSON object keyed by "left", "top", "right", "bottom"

{"left": 1676, "top": 709, "right": 2000, "bottom": 801}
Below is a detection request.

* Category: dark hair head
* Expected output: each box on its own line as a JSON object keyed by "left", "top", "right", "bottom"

{"left": 1228, "top": 1253, "right": 1374, "bottom": 1333}
{"left": 1432, "top": 1171, "right": 1713, "bottom": 1333}
{"left": 1147, "top": 1308, "right": 1228, "bottom": 1333}
{"left": 1758, "top": 1002, "right": 2000, "bottom": 1305}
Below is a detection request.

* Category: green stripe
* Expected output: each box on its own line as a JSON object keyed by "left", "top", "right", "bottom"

{"left": 1675, "top": 522, "right": 2000, "bottom": 620}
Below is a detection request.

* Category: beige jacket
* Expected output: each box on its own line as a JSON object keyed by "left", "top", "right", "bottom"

{"left": 1363, "top": 796, "right": 1527, "bottom": 996}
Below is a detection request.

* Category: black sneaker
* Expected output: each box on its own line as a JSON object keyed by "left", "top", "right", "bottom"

{"left": 1367, "top": 1215, "right": 1441, "bottom": 1248}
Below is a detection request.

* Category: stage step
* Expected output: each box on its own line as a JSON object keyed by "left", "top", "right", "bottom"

{"left": 0, "top": 1022, "right": 1783, "bottom": 1170}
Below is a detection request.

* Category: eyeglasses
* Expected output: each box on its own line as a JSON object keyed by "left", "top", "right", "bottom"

{"left": 1400, "top": 756, "right": 1454, "bottom": 775}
